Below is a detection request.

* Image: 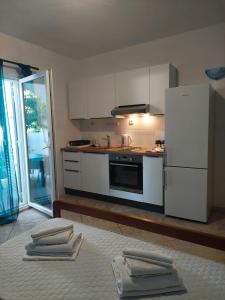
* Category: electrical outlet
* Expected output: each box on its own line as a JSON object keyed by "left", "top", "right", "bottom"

{"left": 128, "top": 119, "right": 134, "bottom": 126}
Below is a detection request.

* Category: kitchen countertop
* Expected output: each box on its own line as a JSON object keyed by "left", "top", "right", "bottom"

{"left": 61, "top": 146, "right": 164, "bottom": 157}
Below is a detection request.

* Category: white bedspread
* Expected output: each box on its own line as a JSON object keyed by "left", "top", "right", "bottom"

{"left": 0, "top": 218, "right": 225, "bottom": 300}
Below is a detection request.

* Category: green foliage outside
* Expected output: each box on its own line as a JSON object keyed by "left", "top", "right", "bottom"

{"left": 24, "top": 89, "right": 46, "bottom": 132}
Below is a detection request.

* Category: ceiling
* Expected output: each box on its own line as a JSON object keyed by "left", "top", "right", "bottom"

{"left": 0, "top": 0, "right": 225, "bottom": 60}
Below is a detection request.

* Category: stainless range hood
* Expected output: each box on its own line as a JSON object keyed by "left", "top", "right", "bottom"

{"left": 111, "top": 104, "right": 150, "bottom": 117}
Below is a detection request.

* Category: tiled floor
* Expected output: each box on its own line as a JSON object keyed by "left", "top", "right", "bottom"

{"left": 1, "top": 206, "right": 225, "bottom": 264}
{"left": 0, "top": 208, "right": 49, "bottom": 245}
{"left": 59, "top": 194, "right": 225, "bottom": 238}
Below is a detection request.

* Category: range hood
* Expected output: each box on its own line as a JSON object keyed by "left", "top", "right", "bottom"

{"left": 111, "top": 104, "right": 150, "bottom": 117}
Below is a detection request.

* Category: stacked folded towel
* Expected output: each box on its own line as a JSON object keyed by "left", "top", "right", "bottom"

{"left": 23, "top": 223, "right": 83, "bottom": 261}
{"left": 112, "top": 248, "right": 186, "bottom": 298}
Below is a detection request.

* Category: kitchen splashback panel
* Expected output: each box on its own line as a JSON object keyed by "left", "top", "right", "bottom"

{"left": 79, "top": 116, "right": 164, "bottom": 148}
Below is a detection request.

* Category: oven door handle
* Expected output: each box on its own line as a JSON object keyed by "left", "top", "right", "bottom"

{"left": 109, "top": 162, "right": 139, "bottom": 168}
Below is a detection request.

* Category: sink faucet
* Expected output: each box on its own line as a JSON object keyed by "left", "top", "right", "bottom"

{"left": 102, "top": 135, "right": 111, "bottom": 148}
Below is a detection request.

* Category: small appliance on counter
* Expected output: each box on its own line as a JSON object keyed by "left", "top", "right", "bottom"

{"left": 121, "top": 134, "right": 132, "bottom": 147}
{"left": 68, "top": 140, "right": 91, "bottom": 148}
{"left": 153, "top": 139, "right": 164, "bottom": 152}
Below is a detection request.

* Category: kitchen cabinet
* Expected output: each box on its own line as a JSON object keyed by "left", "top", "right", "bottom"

{"left": 149, "top": 64, "right": 177, "bottom": 114}
{"left": 81, "top": 153, "right": 109, "bottom": 195}
{"left": 68, "top": 64, "right": 176, "bottom": 118}
{"left": 115, "top": 67, "right": 150, "bottom": 106}
{"left": 63, "top": 151, "right": 164, "bottom": 207}
{"left": 143, "top": 156, "right": 163, "bottom": 206}
{"left": 68, "top": 79, "right": 88, "bottom": 119}
{"left": 63, "top": 152, "right": 82, "bottom": 190}
{"left": 87, "top": 74, "right": 115, "bottom": 118}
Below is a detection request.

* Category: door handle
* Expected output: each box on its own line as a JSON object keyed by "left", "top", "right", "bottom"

{"left": 42, "top": 145, "right": 51, "bottom": 150}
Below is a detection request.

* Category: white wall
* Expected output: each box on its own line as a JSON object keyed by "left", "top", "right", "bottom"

{"left": 0, "top": 32, "right": 81, "bottom": 197}
{"left": 73, "top": 23, "right": 225, "bottom": 208}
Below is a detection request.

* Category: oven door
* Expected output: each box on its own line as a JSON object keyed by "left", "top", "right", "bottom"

{"left": 109, "top": 161, "right": 143, "bottom": 194}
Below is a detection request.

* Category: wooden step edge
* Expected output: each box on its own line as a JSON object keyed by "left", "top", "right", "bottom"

{"left": 53, "top": 200, "right": 225, "bottom": 251}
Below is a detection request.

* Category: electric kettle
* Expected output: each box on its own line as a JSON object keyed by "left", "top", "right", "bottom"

{"left": 121, "top": 134, "right": 132, "bottom": 147}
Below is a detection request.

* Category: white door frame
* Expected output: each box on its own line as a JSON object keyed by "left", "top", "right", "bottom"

{"left": 19, "top": 70, "right": 55, "bottom": 216}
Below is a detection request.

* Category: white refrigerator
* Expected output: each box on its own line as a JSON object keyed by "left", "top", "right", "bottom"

{"left": 164, "top": 84, "right": 214, "bottom": 222}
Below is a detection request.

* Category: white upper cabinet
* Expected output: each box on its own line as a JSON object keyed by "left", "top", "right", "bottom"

{"left": 149, "top": 64, "right": 177, "bottom": 114}
{"left": 115, "top": 67, "right": 150, "bottom": 106}
{"left": 68, "top": 64, "right": 176, "bottom": 119}
{"left": 87, "top": 74, "right": 115, "bottom": 118}
{"left": 68, "top": 79, "right": 88, "bottom": 119}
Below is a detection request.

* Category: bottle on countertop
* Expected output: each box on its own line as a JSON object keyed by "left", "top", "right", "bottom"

{"left": 91, "top": 137, "right": 97, "bottom": 147}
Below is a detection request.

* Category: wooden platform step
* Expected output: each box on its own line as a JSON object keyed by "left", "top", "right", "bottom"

{"left": 53, "top": 200, "right": 225, "bottom": 251}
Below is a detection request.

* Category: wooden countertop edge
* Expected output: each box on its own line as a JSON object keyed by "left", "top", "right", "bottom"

{"left": 53, "top": 200, "right": 225, "bottom": 251}
{"left": 61, "top": 147, "right": 164, "bottom": 157}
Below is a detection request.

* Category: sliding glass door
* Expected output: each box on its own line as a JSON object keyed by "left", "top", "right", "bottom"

{"left": 19, "top": 71, "right": 55, "bottom": 215}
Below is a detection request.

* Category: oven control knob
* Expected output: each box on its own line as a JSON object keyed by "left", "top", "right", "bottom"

{"left": 129, "top": 157, "right": 132, "bottom": 161}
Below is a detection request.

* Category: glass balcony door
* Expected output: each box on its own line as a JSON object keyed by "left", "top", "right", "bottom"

{"left": 19, "top": 71, "right": 55, "bottom": 216}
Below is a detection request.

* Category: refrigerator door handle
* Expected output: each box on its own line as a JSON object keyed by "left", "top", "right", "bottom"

{"left": 164, "top": 148, "right": 167, "bottom": 166}
{"left": 164, "top": 168, "right": 167, "bottom": 190}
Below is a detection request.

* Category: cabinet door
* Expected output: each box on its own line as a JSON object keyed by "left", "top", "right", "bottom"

{"left": 68, "top": 79, "right": 88, "bottom": 119}
{"left": 143, "top": 157, "right": 163, "bottom": 205}
{"left": 165, "top": 167, "right": 208, "bottom": 222}
{"left": 63, "top": 170, "right": 81, "bottom": 190}
{"left": 150, "top": 64, "right": 176, "bottom": 114}
{"left": 115, "top": 67, "right": 150, "bottom": 106}
{"left": 81, "top": 153, "right": 109, "bottom": 195}
{"left": 87, "top": 74, "right": 115, "bottom": 118}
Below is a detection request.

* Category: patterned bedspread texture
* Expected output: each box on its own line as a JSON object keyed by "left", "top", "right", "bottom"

{"left": 0, "top": 218, "right": 225, "bottom": 300}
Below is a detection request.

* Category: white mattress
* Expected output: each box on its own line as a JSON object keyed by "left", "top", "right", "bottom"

{"left": 0, "top": 218, "right": 225, "bottom": 300}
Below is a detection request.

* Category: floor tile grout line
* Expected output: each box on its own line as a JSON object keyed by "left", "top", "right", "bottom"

{"left": 7, "top": 220, "right": 17, "bottom": 241}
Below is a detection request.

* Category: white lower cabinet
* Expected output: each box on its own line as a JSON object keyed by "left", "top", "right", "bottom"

{"left": 63, "top": 152, "right": 82, "bottom": 190}
{"left": 81, "top": 153, "right": 109, "bottom": 195}
{"left": 63, "top": 170, "right": 81, "bottom": 190}
{"left": 63, "top": 152, "right": 163, "bottom": 206}
{"left": 143, "top": 157, "right": 163, "bottom": 206}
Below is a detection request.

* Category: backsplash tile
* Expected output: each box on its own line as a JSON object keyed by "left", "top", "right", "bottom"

{"left": 79, "top": 116, "right": 164, "bottom": 148}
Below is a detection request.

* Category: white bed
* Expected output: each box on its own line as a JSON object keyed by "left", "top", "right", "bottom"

{"left": 0, "top": 218, "right": 225, "bottom": 300}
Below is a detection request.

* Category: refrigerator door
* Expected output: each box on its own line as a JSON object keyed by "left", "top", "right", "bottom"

{"left": 165, "top": 167, "right": 208, "bottom": 222}
{"left": 165, "top": 84, "right": 210, "bottom": 168}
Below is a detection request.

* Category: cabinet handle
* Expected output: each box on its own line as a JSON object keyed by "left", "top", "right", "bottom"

{"left": 64, "top": 160, "right": 79, "bottom": 163}
{"left": 65, "top": 169, "right": 80, "bottom": 173}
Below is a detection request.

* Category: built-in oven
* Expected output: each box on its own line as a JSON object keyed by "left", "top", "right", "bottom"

{"left": 109, "top": 154, "right": 143, "bottom": 194}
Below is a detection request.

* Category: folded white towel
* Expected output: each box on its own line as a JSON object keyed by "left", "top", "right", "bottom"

{"left": 123, "top": 248, "right": 173, "bottom": 264}
{"left": 124, "top": 254, "right": 172, "bottom": 268}
{"left": 33, "top": 229, "right": 73, "bottom": 245}
{"left": 26, "top": 233, "right": 82, "bottom": 255}
{"left": 31, "top": 224, "right": 73, "bottom": 239}
{"left": 124, "top": 257, "right": 175, "bottom": 277}
{"left": 112, "top": 256, "right": 186, "bottom": 298}
{"left": 23, "top": 236, "right": 83, "bottom": 261}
